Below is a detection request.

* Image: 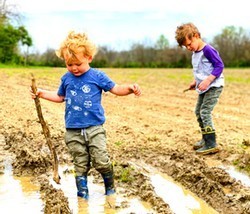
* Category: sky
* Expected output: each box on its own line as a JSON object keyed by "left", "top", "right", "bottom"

{"left": 7, "top": 0, "right": 250, "bottom": 53}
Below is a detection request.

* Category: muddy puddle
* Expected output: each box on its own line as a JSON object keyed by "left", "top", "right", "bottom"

{"left": 1, "top": 135, "right": 250, "bottom": 213}
{"left": 222, "top": 166, "right": 250, "bottom": 187}
{"left": 1, "top": 156, "right": 250, "bottom": 213}
{"left": 151, "top": 174, "right": 218, "bottom": 214}
{"left": 0, "top": 160, "right": 154, "bottom": 214}
{"left": 130, "top": 161, "right": 219, "bottom": 214}
{"left": 130, "top": 159, "right": 250, "bottom": 214}
{"left": 0, "top": 157, "right": 42, "bottom": 213}
{"left": 206, "top": 159, "right": 250, "bottom": 187}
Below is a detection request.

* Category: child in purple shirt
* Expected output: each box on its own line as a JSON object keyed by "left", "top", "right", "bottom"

{"left": 175, "top": 23, "right": 224, "bottom": 155}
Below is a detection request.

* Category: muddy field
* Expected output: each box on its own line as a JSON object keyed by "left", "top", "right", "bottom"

{"left": 0, "top": 68, "right": 250, "bottom": 213}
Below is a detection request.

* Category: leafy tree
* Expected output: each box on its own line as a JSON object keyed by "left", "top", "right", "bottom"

{"left": 0, "top": 0, "right": 32, "bottom": 64}
{"left": 155, "top": 34, "right": 169, "bottom": 50}
{"left": 18, "top": 26, "right": 32, "bottom": 65}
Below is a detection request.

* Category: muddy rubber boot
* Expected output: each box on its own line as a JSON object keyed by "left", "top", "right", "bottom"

{"left": 196, "top": 131, "right": 219, "bottom": 155}
{"left": 193, "top": 128, "right": 205, "bottom": 150}
{"left": 101, "top": 171, "right": 115, "bottom": 195}
{"left": 76, "top": 176, "right": 89, "bottom": 199}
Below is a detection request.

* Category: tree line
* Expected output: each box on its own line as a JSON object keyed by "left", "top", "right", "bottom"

{"left": 1, "top": 0, "right": 250, "bottom": 68}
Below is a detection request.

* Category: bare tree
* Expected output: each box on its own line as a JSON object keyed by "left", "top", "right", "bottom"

{"left": 0, "top": 0, "right": 20, "bottom": 23}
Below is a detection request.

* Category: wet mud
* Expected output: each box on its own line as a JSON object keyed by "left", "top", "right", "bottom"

{"left": 0, "top": 68, "right": 250, "bottom": 213}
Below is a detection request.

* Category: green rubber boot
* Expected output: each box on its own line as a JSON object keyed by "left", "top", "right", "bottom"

{"left": 196, "top": 128, "right": 219, "bottom": 155}
{"left": 193, "top": 128, "right": 205, "bottom": 150}
{"left": 101, "top": 170, "right": 115, "bottom": 195}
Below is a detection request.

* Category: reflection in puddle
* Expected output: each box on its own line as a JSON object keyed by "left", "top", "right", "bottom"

{"left": 0, "top": 158, "right": 42, "bottom": 214}
{"left": 221, "top": 166, "right": 250, "bottom": 187}
{"left": 151, "top": 174, "right": 218, "bottom": 214}
{"left": 206, "top": 159, "right": 250, "bottom": 187}
{"left": 0, "top": 162, "right": 154, "bottom": 214}
{"left": 130, "top": 161, "right": 218, "bottom": 214}
{"left": 52, "top": 167, "right": 154, "bottom": 213}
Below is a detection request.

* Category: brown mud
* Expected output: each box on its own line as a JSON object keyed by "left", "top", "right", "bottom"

{"left": 0, "top": 68, "right": 250, "bottom": 213}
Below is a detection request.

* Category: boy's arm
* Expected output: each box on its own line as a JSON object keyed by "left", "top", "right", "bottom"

{"left": 31, "top": 88, "right": 65, "bottom": 103}
{"left": 109, "top": 83, "right": 141, "bottom": 96}
{"left": 199, "top": 45, "right": 224, "bottom": 91}
{"left": 198, "top": 75, "right": 216, "bottom": 91}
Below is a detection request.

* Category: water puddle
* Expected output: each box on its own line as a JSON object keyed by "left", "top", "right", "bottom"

{"left": 130, "top": 161, "right": 218, "bottom": 214}
{"left": 52, "top": 166, "right": 154, "bottom": 213}
{"left": 221, "top": 166, "right": 250, "bottom": 187}
{"left": 206, "top": 159, "right": 250, "bottom": 187}
{"left": 151, "top": 174, "right": 217, "bottom": 214}
{"left": 0, "top": 161, "right": 154, "bottom": 214}
{"left": 0, "top": 158, "right": 42, "bottom": 213}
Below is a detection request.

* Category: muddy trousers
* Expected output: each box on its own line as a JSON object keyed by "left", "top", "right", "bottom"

{"left": 194, "top": 87, "right": 222, "bottom": 153}
{"left": 65, "top": 125, "right": 113, "bottom": 175}
{"left": 65, "top": 125, "right": 115, "bottom": 196}
{"left": 195, "top": 86, "right": 223, "bottom": 131}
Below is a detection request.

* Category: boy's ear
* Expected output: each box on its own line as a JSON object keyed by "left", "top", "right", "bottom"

{"left": 88, "top": 56, "right": 93, "bottom": 63}
{"left": 194, "top": 33, "right": 200, "bottom": 38}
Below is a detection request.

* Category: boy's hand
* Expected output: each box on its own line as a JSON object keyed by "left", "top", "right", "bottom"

{"left": 189, "top": 80, "right": 196, "bottom": 90}
{"left": 130, "top": 83, "right": 141, "bottom": 96}
{"left": 198, "top": 75, "right": 215, "bottom": 91}
{"left": 30, "top": 87, "right": 42, "bottom": 99}
{"left": 198, "top": 79, "right": 210, "bottom": 91}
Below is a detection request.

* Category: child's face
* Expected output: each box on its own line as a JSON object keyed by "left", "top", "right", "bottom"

{"left": 64, "top": 52, "right": 92, "bottom": 76}
{"left": 183, "top": 34, "right": 200, "bottom": 52}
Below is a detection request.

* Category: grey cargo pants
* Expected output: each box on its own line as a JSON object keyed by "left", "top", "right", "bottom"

{"left": 195, "top": 86, "right": 223, "bottom": 131}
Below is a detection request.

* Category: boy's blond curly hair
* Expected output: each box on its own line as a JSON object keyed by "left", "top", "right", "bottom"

{"left": 175, "top": 23, "right": 201, "bottom": 47}
{"left": 56, "top": 31, "right": 98, "bottom": 62}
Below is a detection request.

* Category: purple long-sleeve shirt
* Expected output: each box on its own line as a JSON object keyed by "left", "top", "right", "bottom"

{"left": 203, "top": 44, "right": 224, "bottom": 77}
{"left": 192, "top": 44, "right": 224, "bottom": 94}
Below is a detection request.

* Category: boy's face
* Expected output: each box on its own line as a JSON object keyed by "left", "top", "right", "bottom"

{"left": 183, "top": 34, "right": 200, "bottom": 52}
{"left": 64, "top": 52, "right": 92, "bottom": 76}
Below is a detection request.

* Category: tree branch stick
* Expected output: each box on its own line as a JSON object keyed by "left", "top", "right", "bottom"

{"left": 31, "top": 73, "right": 60, "bottom": 184}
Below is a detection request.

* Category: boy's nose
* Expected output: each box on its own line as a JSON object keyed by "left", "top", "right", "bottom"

{"left": 72, "top": 65, "right": 78, "bottom": 70}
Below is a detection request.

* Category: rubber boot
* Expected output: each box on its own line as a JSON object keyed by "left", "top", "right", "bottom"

{"left": 101, "top": 171, "right": 115, "bottom": 195}
{"left": 196, "top": 130, "right": 219, "bottom": 155}
{"left": 193, "top": 128, "right": 205, "bottom": 150}
{"left": 76, "top": 176, "right": 89, "bottom": 199}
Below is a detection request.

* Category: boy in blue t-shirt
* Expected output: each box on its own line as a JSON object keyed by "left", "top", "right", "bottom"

{"left": 175, "top": 23, "right": 224, "bottom": 155}
{"left": 31, "top": 31, "right": 141, "bottom": 199}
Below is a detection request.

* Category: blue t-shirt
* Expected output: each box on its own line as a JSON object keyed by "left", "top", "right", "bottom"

{"left": 57, "top": 68, "right": 115, "bottom": 128}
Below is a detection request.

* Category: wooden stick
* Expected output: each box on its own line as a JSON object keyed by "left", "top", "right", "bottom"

{"left": 183, "top": 88, "right": 190, "bottom": 93}
{"left": 31, "top": 73, "right": 60, "bottom": 184}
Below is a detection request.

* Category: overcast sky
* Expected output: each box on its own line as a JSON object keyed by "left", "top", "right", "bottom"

{"left": 8, "top": 0, "right": 250, "bottom": 53}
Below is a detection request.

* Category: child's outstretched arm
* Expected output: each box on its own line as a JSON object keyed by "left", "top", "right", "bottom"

{"left": 109, "top": 83, "right": 141, "bottom": 96}
{"left": 30, "top": 88, "right": 65, "bottom": 103}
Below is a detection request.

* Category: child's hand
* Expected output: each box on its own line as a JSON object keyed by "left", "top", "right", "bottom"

{"left": 198, "top": 75, "right": 216, "bottom": 91}
{"left": 198, "top": 79, "right": 210, "bottom": 91}
{"left": 189, "top": 80, "right": 196, "bottom": 90}
{"left": 29, "top": 87, "right": 42, "bottom": 99}
{"left": 130, "top": 83, "right": 141, "bottom": 96}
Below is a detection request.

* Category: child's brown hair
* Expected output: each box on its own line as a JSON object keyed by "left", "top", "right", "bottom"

{"left": 175, "top": 23, "right": 201, "bottom": 47}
